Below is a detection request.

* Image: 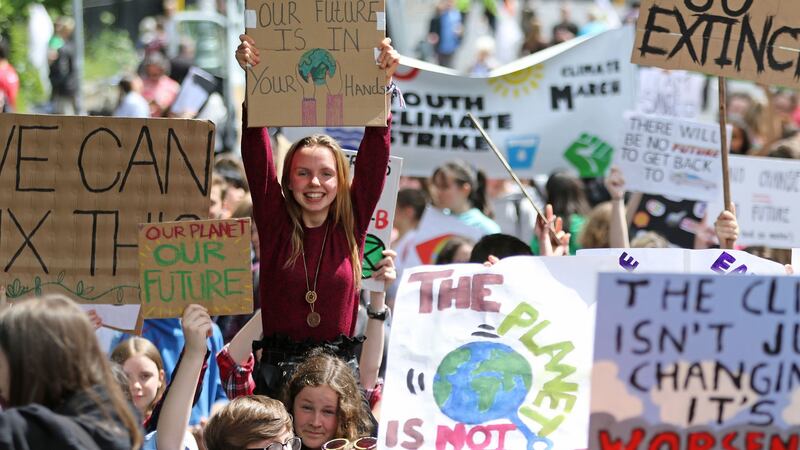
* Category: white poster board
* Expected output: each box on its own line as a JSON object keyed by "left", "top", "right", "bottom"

{"left": 343, "top": 149, "right": 402, "bottom": 292}
{"left": 706, "top": 155, "right": 800, "bottom": 249}
{"left": 577, "top": 248, "right": 787, "bottom": 275}
{"left": 381, "top": 257, "right": 594, "bottom": 450}
{"left": 591, "top": 272, "right": 800, "bottom": 448}
{"left": 614, "top": 112, "right": 727, "bottom": 202}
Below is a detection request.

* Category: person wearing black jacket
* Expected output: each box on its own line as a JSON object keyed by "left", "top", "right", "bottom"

{"left": 0, "top": 292, "right": 142, "bottom": 450}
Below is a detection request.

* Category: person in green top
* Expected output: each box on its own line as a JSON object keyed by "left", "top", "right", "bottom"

{"left": 531, "top": 171, "right": 590, "bottom": 255}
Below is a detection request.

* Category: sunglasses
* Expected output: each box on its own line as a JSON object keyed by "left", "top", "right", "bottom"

{"left": 322, "top": 437, "right": 378, "bottom": 450}
{"left": 249, "top": 436, "right": 302, "bottom": 450}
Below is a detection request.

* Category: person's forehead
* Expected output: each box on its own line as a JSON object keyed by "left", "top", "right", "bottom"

{"left": 293, "top": 146, "right": 337, "bottom": 167}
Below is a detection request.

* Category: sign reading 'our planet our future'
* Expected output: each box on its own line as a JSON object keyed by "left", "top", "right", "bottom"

{"left": 244, "top": 0, "right": 389, "bottom": 127}
{"left": 138, "top": 218, "right": 253, "bottom": 318}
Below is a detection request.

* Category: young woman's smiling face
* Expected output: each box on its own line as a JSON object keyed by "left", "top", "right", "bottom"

{"left": 289, "top": 145, "right": 338, "bottom": 227}
{"left": 292, "top": 385, "right": 339, "bottom": 449}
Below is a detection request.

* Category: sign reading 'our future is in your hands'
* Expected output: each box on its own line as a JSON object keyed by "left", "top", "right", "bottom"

{"left": 633, "top": 0, "right": 800, "bottom": 88}
{"left": 244, "top": 0, "right": 388, "bottom": 127}
{"left": 139, "top": 218, "right": 253, "bottom": 318}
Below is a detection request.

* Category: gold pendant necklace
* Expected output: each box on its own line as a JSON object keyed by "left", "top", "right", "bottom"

{"left": 301, "top": 221, "right": 329, "bottom": 328}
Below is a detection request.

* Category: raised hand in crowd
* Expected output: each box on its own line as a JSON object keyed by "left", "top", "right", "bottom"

{"left": 156, "top": 304, "right": 212, "bottom": 450}
{"left": 605, "top": 166, "right": 630, "bottom": 248}
{"left": 536, "top": 204, "right": 571, "bottom": 257}
{"left": 360, "top": 250, "right": 396, "bottom": 403}
{"left": 86, "top": 309, "right": 103, "bottom": 330}
{"left": 714, "top": 203, "right": 739, "bottom": 249}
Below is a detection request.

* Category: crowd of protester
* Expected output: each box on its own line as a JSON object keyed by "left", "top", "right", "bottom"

{"left": 2, "top": 1, "right": 800, "bottom": 449}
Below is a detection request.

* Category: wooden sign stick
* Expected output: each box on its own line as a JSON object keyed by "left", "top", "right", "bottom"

{"left": 466, "top": 113, "right": 561, "bottom": 244}
{"left": 718, "top": 77, "right": 734, "bottom": 249}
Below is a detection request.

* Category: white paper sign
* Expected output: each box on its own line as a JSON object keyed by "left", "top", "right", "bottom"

{"left": 706, "top": 155, "right": 800, "bottom": 249}
{"left": 343, "top": 150, "right": 403, "bottom": 292}
{"left": 636, "top": 68, "right": 706, "bottom": 119}
{"left": 614, "top": 112, "right": 727, "bottom": 202}
{"left": 381, "top": 257, "right": 594, "bottom": 450}
{"left": 577, "top": 248, "right": 786, "bottom": 275}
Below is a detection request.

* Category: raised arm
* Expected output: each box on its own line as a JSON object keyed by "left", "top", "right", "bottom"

{"left": 360, "top": 250, "right": 396, "bottom": 391}
{"left": 605, "top": 166, "right": 630, "bottom": 248}
{"left": 216, "top": 310, "right": 262, "bottom": 399}
{"left": 236, "top": 34, "right": 288, "bottom": 243}
{"left": 156, "top": 305, "right": 212, "bottom": 450}
{"left": 350, "top": 38, "right": 400, "bottom": 231}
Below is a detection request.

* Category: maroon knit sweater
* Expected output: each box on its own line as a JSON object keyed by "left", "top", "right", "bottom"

{"left": 242, "top": 113, "right": 391, "bottom": 342}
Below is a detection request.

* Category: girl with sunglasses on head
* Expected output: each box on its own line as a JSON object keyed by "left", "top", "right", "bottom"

{"left": 235, "top": 33, "right": 400, "bottom": 399}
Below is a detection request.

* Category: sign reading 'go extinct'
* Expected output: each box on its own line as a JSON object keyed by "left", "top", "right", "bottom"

{"left": 138, "top": 218, "right": 253, "bottom": 318}
{"left": 633, "top": 0, "right": 800, "bottom": 88}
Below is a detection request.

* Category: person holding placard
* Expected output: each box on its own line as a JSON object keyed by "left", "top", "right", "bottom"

{"left": 235, "top": 34, "right": 400, "bottom": 399}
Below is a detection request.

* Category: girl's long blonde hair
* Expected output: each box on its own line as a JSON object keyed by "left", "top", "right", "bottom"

{"left": 281, "top": 135, "right": 361, "bottom": 288}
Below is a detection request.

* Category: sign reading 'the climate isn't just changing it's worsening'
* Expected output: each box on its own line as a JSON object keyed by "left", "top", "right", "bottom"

{"left": 244, "top": 0, "right": 388, "bottom": 127}
{"left": 138, "top": 219, "right": 253, "bottom": 318}
{"left": 380, "top": 257, "right": 593, "bottom": 450}
{"left": 591, "top": 272, "right": 800, "bottom": 450}
{"left": 633, "top": 0, "right": 800, "bottom": 87}
{"left": 614, "top": 112, "right": 727, "bottom": 202}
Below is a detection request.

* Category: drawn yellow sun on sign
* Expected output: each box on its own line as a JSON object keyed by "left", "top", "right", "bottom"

{"left": 487, "top": 64, "right": 545, "bottom": 98}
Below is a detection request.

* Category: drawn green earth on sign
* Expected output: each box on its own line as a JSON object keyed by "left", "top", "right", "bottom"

{"left": 298, "top": 48, "right": 337, "bottom": 85}
{"left": 432, "top": 341, "right": 552, "bottom": 450}
{"left": 563, "top": 133, "right": 614, "bottom": 178}
{"left": 361, "top": 234, "right": 386, "bottom": 279}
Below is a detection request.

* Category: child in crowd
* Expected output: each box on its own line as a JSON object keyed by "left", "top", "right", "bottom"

{"left": 0, "top": 293, "right": 142, "bottom": 449}
{"left": 430, "top": 160, "right": 500, "bottom": 235}
{"left": 204, "top": 396, "right": 299, "bottom": 450}
{"left": 111, "top": 337, "right": 166, "bottom": 425}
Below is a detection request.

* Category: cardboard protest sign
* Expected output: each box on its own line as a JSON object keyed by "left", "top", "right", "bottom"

{"left": 381, "top": 257, "right": 594, "bottom": 450}
{"left": 633, "top": 0, "right": 800, "bottom": 88}
{"left": 0, "top": 114, "right": 213, "bottom": 331}
{"left": 629, "top": 194, "right": 706, "bottom": 249}
{"left": 636, "top": 68, "right": 705, "bottom": 119}
{"left": 705, "top": 155, "right": 800, "bottom": 249}
{"left": 138, "top": 219, "right": 253, "bottom": 318}
{"left": 615, "top": 112, "right": 727, "bottom": 202}
{"left": 244, "top": 0, "right": 388, "bottom": 127}
{"left": 283, "top": 26, "right": 637, "bottom": 177}
{"left": 578, "top": 248, "right": 787, "bottom": 275}
{"left": 343, "top": 149, "right": 402, "bottom": 292}
{"left": 591, "top": 272, "right": 800, "bottom": 449}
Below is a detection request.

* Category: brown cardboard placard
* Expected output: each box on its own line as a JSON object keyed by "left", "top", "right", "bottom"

{"left": 139, "top": 218, "right": 253, "bottom": 318}
{"left": 244, "top": 0, "right": 388, "bottom": 127}
{"left": 0, "top": 114, "right": 213, "bottom": 331}
{"left": 632, "top": 0, "right": 800, "bottom": 88}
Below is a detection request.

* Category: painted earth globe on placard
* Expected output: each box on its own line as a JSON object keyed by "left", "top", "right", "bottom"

{"left": 297, "top": 48, "right": 336, "bottom": 86}
{"left": 433, "top": 341, "right": 532, "bottom": 424}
